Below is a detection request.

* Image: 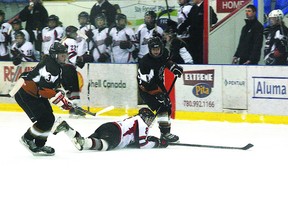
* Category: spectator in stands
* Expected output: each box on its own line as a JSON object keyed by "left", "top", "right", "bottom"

{"left": 232, "top": 4, "right": 264, "bottom": 65}
{"left": 163, "top": 26, "right": 193, "bottom": 64}
{"left": 0, "top": 10, "right": 12, "bottom": 61}
{"left": 90, "top": 0, "right": 117, "bottom": 28}
{"left": 264, "top": 9, "right": 288, "bottom": 65}
{"left": 19, "top": 0, "right": 48, "bottom": 58}
{"left": 177, "top": 0, "right": 218, "bottom": 64}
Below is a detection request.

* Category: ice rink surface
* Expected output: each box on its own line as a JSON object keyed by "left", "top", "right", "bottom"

{"left": 1, "top": 111, "right": 288, "bottom": 216}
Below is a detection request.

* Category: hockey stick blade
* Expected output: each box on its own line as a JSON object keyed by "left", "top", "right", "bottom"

{"left": 168, "top": 142, "right": 254, "bottom": 150}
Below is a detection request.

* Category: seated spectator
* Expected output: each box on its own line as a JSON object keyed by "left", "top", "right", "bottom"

{"left": 11, "top": 31, "right": 36, "bottom": 65}
{"left": 0, "top": 10, "right": 12, "bottom": 61}
{"left": 163, "top": 26, "right": 193, "bottom": 64}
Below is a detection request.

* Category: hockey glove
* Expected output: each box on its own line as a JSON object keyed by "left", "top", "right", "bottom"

{"left": 104, "top": 36, "right": 113, "bottom": 46}
{"left": 12, "top": 57, "right": 22, "bottom": 66}
{"left": 49, "top": 91, "right": 72, "bottom": 110}
{"left": 98, "top": 52, "right": 110, "bottom": 62}
{"left": 85, "top": 29, "right": 94, "bottom": 40}
{"left": 155, "top": 92, "right": 171, "bottom": 108}
{"left": 119, "top": 41, "right": 132, "bottom": 49}
{"left": 132, "top": 48, "right": 139, "bottom": 59}
{"left": 169, "top": 63, "right": 183, "bottom": 78}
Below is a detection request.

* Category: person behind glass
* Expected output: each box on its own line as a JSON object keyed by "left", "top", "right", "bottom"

{"left": 177, "top": 0, "right": 218, "bottom": 64}
{"left": 163, "top": 26, "right": 193, "bottom": 64}
{"left": 264, "top": 9, "right": 288, "bottom": 65}
{"left": 41, "top": 15, "right": 64, "bottom": 57}
{"left": 91, "top": 13, "right": 111, "bottom": 63}
{"left": 15, "top": 42, "right": 70, "bottom": 156}
{"left": 105, "top": 13, "right": 136, "bottom": 63}
{"left": 134, "top": 11, "right": 164, "bottom": 61}
{"left": 232, "top": 5, "right": 263, "bottom": 65}
{"left": 0, "top": 10, "right": 12, "bottom": 61}
{"left": 137, "top": 37, "right": 183, "bottom": 144}
{"left": 10, "top": 19, "right": 30, "bottom": 47}
{"left": 10, "top": 31, "right": 36, "bottom": 66}
{"left": 90, "top": 0, "right": 117, "bottom": 28}
{"left": 19, "top": 0, "right": 48, "bottom": 57}
{"left": 177, "top": 0, "right": 193, "bottom": 56}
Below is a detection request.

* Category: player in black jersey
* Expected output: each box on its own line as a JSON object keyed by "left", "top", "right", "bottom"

{"left": 15, "top": 42, "right": 72, "bottom": 156}
{"left": 137, "top": 37, "right": 183, "bottom": 144}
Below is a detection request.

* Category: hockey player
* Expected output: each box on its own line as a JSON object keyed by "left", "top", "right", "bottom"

{"left": 52, "top": 107, "right": 168, "bottom": 151}
{"left": 15, "top": 42, "right": 71, "bottom": 156}
{"left": 61, "top": 25, "right": 84, "bottom": 117}
{"left": 10, "top": 19, "right": 30, "bottom": 47}
{"left": 0, "top": 10, "right": 12, "bottom": 61}
{"left": 105, "top": 13, "right": 136, "bottom": 63}
{"left": 137, "top": 37, "right": 183, "bottom": 143}
{"left": 10, "top": 31, "right": 36, "bottom": 65}
{"left": 134, "top": 11, "right": 164, "bottom": 61}
{"left": 91, "top": 13, "right": 111, "bottom": 62}
{"left": 41, "top": 15, "right": 64, "bottom": 56}
{"left": 264, "top": 9, "right": 288, "bottom": 65}
{"left": 163, "top": 26, "right": 193, "bottom": 64}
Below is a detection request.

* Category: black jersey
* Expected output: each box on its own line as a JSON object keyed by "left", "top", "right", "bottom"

{"left": 137, "top": 49, "right": 170, "bottom": 94}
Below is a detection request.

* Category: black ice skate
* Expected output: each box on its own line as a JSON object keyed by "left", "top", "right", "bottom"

{"left": 160, "top": 133, "right": 180, "bottom": 144}
{"left": 20, "top": 136, "right": 55, "bottom": 156}
{"left": 69, "top": 107, "right": 86, "bottom": 118}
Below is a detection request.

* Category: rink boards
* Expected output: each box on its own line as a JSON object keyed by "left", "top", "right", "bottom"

{"left": 1, "top": 61, "right": 288, "bottom": 124}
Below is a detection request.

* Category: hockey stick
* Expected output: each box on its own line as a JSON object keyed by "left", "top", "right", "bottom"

{"left": 72, "top": 105, "right": 114, "bottom": 116}
{"left": 168, "top": 142, "right": 254, "bottom": 150}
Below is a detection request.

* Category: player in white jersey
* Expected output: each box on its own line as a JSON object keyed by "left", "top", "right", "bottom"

{"left": 105, "top": 13, "right": 136, "bottom": 63}
{"left": 0, "top": 10, "right": 12, "bottom": 61}
{"left": 11, "top": 31, "right": 36, "bottom": 65}
{"left": 10, "top": 19, "right": 30, "bottom": 47}
{"left": 77, "top": 11, "right": 95, "bottom": 57}
{"left": 91, "top": 13, "right": 111, "bottom": 62}
{"left": 61, "top": 26, "right": 85, "bottom": 117}
{"left": 52, "top": 107, "right": 168, "bottom": 151}
{"left": 41, "top": 15, "right": 64, "bottom": 55}
{"left": 134, "top": 11, "right": 164, "bottom": 60}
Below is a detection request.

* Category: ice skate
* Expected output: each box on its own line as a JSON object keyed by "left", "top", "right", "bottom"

{"left": 52, "top": 117, "right": 69, "bottom": 135}
{"left": 69, "top": 108, "right": 86, "bottom": 118}
{"left": 160, "top": 133, "right": 180, "bottom": 144}
{"left": 72, "top": 134, "right": 85, "bottom": 151}
{"left": 20, "top": 136, "right": 55, "bottom": 156}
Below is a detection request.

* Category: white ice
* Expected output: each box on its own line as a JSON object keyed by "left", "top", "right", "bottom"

{"left": 0, "top": 111, "right": 288, "bottom": 216}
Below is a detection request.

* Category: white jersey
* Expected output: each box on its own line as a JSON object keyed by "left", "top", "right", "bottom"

{"left": 177, "top": 4, "right": 193, "bottom": 38}
{"left": 0, "top": 22, "right": 12, "bottom": 56}
{"left": 11, "top": 41, "right": 35, "bottom": 62}
{"left": 109, "top": 27, "right": 136, "bottom": 63}
{"left": 78, "top": 24, "right": 96, "bottom": 54}
{"left": 10, "top": 29, "right": 30, "bottom": 46}
{"left": 62, "top": 37, "right": 78, "bottom": 66}
{"left": 114, "top": 115, "right": 157, "bottom": 149}
{"left": 91, "top": 27, "right": 110, "bottom": 62}
{"left": 42, "top": 26, "right": 64, "bottom": 54}
{"left": 135, "top": 24, "right": 163, "bottom": 58}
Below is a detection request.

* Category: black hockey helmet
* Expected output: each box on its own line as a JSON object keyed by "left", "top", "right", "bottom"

{"left": 47, "top": 14, "right": 59, "bottom": 22}
{"left": 15, "top": 31, "right": 26, "bottom": 46}
{"left": 11, "top": 18, "right": 22, "bottom": 25}
{"left": 15, "top": 31, "right": 25, "bottom": 38}
{"left": 95, "top": 13, "right": 107, "bottom": 28}
{"left": 78, "top": 11, "right": 89, "bottom": 20}
{"left": 148, "top": 37, "right": 164, "bottom": 58}
{"left": 116, "top": 13, "right": 127, "bottom": 30}
{"left": 138, "top": 107, "right": 155, "bottom": 126}
{"left": 49, "top": 42, "right": 68, "bottom": 60}
{"left": 144, "top": 11, "right": 157, "bottom": 28}
{"left": 65, "top": 25, "right": 78, "bottom": 39}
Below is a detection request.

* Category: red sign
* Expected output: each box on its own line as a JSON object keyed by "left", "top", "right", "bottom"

{"left": 216, "top": 0, "right": 249, "bottom": 13}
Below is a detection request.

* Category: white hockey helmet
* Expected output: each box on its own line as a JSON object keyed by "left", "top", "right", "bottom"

{"left": 268, "top": 9, "right": 284, "bottom": 20}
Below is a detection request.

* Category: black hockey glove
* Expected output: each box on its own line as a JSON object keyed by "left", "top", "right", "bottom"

{"left": 119, "top": 41, "right": 132, "bottom": 49}
{"left": 76, "top": 56, "right": 85, "bottom": 69}
{"left": 104, "top": 36, "right": 113, "bottom": 46}
{"left": 169, "top": 63, "right": 183, "bottom": 78}
{"left": 155, "top": 92, "right": 171, "bottom": 108}
{"left": 132, "top": 48, "right": 139, "bottom": 60}
{"left": 98, "top": 52, "right": 110, "bottom": 63}
{"left": 85, "top": 29, "right": 94, "bottom": 40}
{"left": 152, "top": 31, "right": 162, "bottom": 39}
{"left": 12, "top": 56, "right": 22, "bottom": 66}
